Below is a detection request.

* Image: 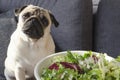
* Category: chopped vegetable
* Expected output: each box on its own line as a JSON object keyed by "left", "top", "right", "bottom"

{"left": 41, "top": 51, "right": 120, "bottom": 80}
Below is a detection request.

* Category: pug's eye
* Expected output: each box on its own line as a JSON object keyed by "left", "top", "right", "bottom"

{"left": 22, "top": 12, "right": 31, "bottom": 20}
{"left": 40, "top": 16, "right": 49, "bottom": 27}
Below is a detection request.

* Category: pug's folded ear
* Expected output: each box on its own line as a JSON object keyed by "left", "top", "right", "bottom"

{"left": 49, "top": 11, "right": 59, "bottom": 27}
{"left": 14, "top": 5, "right": 27, "bottom": 22}
{"left": 14, "top": 5, "right": 27, "bottom": 16}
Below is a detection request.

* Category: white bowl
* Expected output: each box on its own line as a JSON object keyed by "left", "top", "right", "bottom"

{"left": 34, "top": 50, "right": 113, "bottom": 80}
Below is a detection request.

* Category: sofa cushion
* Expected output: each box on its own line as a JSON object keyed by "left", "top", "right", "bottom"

{"left": 0, "top": 18, "right": 16, "bottom": 79}
{"left": 94, "top": 0, "right": 120, "bottom": 57}
{"left": 0, "top": 0, "right": 93, "bottom": 79}
{"left": 49, "top": 0, "right": 93, "bottom": 51}
{"left": 0, "top": 0, "right": 58, "bottom": 13}
{"left": 0, "top": 0, "right": 37, "bottom": 12}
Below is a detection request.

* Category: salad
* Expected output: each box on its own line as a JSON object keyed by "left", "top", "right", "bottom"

{"left": 40, "top": 51, "right": 120, "bottom": 80}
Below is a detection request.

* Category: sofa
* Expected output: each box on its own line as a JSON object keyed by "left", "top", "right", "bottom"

{"left": 0, "top": 0, "right": 120, "bottom": 79}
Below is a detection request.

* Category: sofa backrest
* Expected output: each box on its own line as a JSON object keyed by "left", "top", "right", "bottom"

{"left": 0, "top": 0, "right": 99, "bottom": 13}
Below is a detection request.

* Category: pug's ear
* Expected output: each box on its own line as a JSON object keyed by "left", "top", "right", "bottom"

{"left": 14, "top": 5, "right": 27, "bottom": 16}
{"left": 49, "top": 11, "right": 59, "bottom": 27}
{"left": 14, "top": 5, "right": 27, "bottom": 22}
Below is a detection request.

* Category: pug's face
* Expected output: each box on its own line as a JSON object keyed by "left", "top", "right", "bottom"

{"left": 15, "top": 5, "right": 59, "bottom": 39}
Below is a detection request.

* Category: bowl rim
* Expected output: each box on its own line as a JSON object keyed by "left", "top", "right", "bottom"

{"left": 34, "top": 50, "right": 113, "bottom": 80}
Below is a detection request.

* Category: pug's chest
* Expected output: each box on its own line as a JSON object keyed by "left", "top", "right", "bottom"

{"left": 19, "top": 44, "right": 49, "bottom": 64}
{"left": 17, "top": 44, "right": 51, "bottom": 75}
{"left": 15, "top": 38, "right": 54, "bottom": 69}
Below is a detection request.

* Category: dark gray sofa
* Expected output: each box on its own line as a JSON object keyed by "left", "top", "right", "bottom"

{"left": 0, "top": 0, "right": 120, "bottom": 79}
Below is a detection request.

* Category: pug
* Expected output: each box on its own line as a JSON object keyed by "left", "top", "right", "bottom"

{"left": 4, "top": 5, "right": 59, "bottom": 80}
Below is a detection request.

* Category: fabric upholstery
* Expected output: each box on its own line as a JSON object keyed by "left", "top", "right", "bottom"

{"left": 0, "top": 18, "right": 16, "bottom": 79}
{"left": 50, "top": 0, "right": 93, "bottom": 51}
{"left": 0, "top": 0, "right": 58, "bottom": 13}
{"left": 94, "top": 0, "right": 120, "bottom": 57}
{"left": 0, "top": 0, "right": 38, "bottom": 12}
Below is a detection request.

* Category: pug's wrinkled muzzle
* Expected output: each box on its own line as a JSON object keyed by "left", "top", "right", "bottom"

{"left": 22, "top": 18, "right": 44, "bottom": 39}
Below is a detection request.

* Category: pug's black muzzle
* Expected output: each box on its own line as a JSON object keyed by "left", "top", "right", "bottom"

{"left": 22, "top": 18, "right": 44, "bottom": 39}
